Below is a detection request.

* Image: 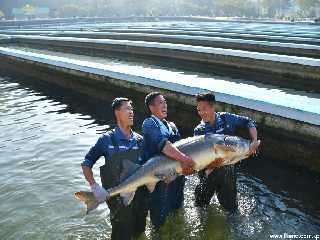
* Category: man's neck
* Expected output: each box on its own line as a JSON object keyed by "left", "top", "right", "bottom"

{"left": 208, "top": 112, "right": 216, "bottom": 125}
{"left": 117, "top": 122, "right": 131, "bottom": 138}
{"left": 152, "top": 114, "right": 165, "bottom": 121}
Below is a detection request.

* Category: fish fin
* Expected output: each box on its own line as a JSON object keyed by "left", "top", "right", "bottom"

{"left": 213, "top": 144, "right": 236, "bottom": 153}
{"left": 86, "top": 200, "right": 100, "bottom": 215}
{"left": 120, "top": 159, "right": 141, "bottom": 181}
{"left": 164, "top": 174, "right": 177, "bottom": 184}
{"left": 164, "top": 178, "right": 172, "bottom": 184}
{"left": 74, "top": 191, "right": 100, "bottom": 215}
{"left": 204, "top": 157, "right": 225, "bottom": 176}
{"left": 154, "top": 173, "right": 166, "bottom": 180}
{"left": 154, "top": 172, "right": 177, "bottom": 184}
{"left": 146, "top": 183, "right": 157, "bottom": 193}
{"left": 120, "top": 191, "right": 136, "bottom": 206}
{"left": 205, "top": 169, "right": 214, "bottom": 177}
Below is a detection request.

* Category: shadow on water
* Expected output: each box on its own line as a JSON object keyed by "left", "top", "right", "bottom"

{"left": 1, "top": 73, "right": 319, "bottom": 240}
{"left": 240, "top": 158, "right": 320, "bottom": 220}
{"left": 1, "top": 73, "right": 149, "bottom": 132}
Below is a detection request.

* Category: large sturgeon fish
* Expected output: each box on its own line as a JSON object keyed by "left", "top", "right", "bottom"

{"left": 75, "top": 134, "right": 260, "bottom": 214}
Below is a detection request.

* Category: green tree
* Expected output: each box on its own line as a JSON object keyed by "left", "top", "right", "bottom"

{"left": 0, "top": 9, "right": 5, "bottom": 19}
{"left": 22, "top": 3, "right": 36, "bottom": 15}
{"left": 296, "top": 0, "right": 320, "bottom": 18}
{"left": 212, "top": 0, "right": 259, "bottom": 17}
{"left": 258, "top": 0, "right": 291, "bottom": 18}
{"left": 59, "top": 4, "right": 91, "bottom": 18}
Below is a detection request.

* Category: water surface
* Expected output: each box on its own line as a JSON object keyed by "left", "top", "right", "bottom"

{"left": 0, "top": 75, "right": 319, "bottom": 240}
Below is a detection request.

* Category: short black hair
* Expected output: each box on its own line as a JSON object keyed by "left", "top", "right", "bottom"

{"left": 111, "top": 97, "right": 131, "bottom": 119}
{"left": 145, "top": 92, "right": 162, "bottom": 112}
{"left": 196, "top": 92, "right": 216, "bottom": 104}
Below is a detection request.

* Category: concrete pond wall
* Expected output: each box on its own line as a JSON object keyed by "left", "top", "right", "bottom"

{"left": 0, "top": 52, "right": 319, "bottom": 173}
{"left": 2, "top": 31, "right": 319, "bottom": 58}
{"left": 0, "top": 16, "right": 314, "bottom": 28}
{"left": 5, "top": 35, "right": 320, "bottom": 93}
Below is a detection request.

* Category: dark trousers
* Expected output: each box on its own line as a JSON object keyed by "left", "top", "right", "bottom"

{"left": 195, "top": 165, "right": 237, "bottom": 212}
{"left": 109, "top": 187, "right": 149, "bottom": 240}
{"left": 149, "top": 176, "right": 185, "bottom": 228}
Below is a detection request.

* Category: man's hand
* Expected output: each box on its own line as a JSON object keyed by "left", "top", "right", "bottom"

{"left": 161, "top": 141, "right": 196, "bottom": 175}
{"left": 90, "top": 183, "right": 108, "bottom": 203}
{"left": 180, "top": 155, "right": 196, "bottom": 175}
{"left": 248, "top": 140, "right": 261, "bottom": 156}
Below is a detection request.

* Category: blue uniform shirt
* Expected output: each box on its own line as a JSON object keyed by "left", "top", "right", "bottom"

{"left": 194, "top": 112, "right": 256, "bottom": 136}
{"left": 142, "top": 116, "right": 180, "bottom": 160}
{"left": 81, "top": 127, "right": 144, "bottom": 168}
{"left": 142, "top": 115, "right": 183, "bottom": 227}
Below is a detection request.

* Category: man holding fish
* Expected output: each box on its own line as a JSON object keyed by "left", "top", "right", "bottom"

{"left": 193, "top": 92, "right": 259, "bottom": 212}
{"left": 76, "top": 92, "right": 260, "bottom": 239}
{"left": 142, "top": 92, "right": 196, "bottom": 228}
{"left": 80, "top": 97, "right": 148, "bottom": 240}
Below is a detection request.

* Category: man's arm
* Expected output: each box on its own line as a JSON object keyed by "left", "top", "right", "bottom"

{"left": 162, "top": 141, "right": 195, "bottom": 175}
{"left": 248, "top": 127, "right": 259, "bottom": 156}
{"left": 143, "top": 119, "right": 195, "bottom": 175}
{"left": 249, "top": 127, "right": 258, "bottom": 141}
{"left": 81, "top": 136, "right": 105, "bottom": 186}
{"left": 82, "top": 166, "right": 96, "bottom": 186}
{"left": 194, "top": 124, "right": 205, "bottom": 136}
{"left": 81, "top": 136, "right": 108, "bottom": 202}
{"left": 225, "top": 113, "right": 259, "bottom": 155}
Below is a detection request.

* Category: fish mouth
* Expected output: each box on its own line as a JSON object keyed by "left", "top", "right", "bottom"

{"left": 74, "top": 191, "right": 88, "bottom": 202}
{"left": 74, "top": 192, "right": 82, "bottom": 200}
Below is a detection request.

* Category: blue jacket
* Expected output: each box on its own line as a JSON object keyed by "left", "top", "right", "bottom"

{"left": 142, "top": 116, "right": 180, "bottom": 161}
{"left": 142, "top": 115, "right": 184, "bottom": 227}
{"left": 194, "top": 112, "right": 256, "bottom": 136}
{"left": 81, "top": 127, "right": 144, "bottom": 168}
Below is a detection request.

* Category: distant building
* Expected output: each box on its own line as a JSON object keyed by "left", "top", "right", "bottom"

{"left": 12, "top": 7, "right": 50, "bottom": 20}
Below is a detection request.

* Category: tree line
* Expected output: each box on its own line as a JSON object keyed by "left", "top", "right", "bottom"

{"left": 0, "top": 0, "right": 319, "bottom": 20}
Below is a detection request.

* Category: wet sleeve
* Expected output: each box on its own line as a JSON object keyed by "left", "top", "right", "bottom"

{"left": 142, "top": 118, "right": 168, "bottom": 152}
{"left": 135, "top": 134, "right": 145, "bottom": 163}
{"left": 169, "top": 122, "right": 181, "bottom": 140}
{"left": 135, "top": 133, "right": 145, "bottom": 150}
{"left": 225, "top": 112, "right": 256, "bottom": 129}
{"left": 81, "top": 136, "right": 106, "bottom": 168}
{"left": 194, "top": 124, "right": 205, "bottom": 136}
{"left": 194, "top": 127, "right": 202, "bottom": 136}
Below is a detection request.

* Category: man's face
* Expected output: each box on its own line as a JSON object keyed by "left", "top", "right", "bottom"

{"left": 197, "top": 101, "right": 215, "bottom": 122}
{"left": 115, "top": 101, "right": 134, "bottom": 126}
{"left": 150, "top": 95, "right": 167, "bottom": 119}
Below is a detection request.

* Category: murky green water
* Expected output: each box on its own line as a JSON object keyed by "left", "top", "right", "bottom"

{"left": 0, "top": 75, "right": 319, "bottom": 240}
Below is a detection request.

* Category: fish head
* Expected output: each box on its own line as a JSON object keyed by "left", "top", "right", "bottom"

{"left": 205, "top": 134, "right": 257, "bottom": 165}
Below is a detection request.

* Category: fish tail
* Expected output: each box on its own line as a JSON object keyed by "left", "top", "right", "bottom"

{"left": 105, "top": 189, "right": 111, "bottom": 200}
{"left": 74, "top": 191, "right": 101, "bottom": 215}
{"left": 86, "top": 190, "right": 113, "bottom": 214}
